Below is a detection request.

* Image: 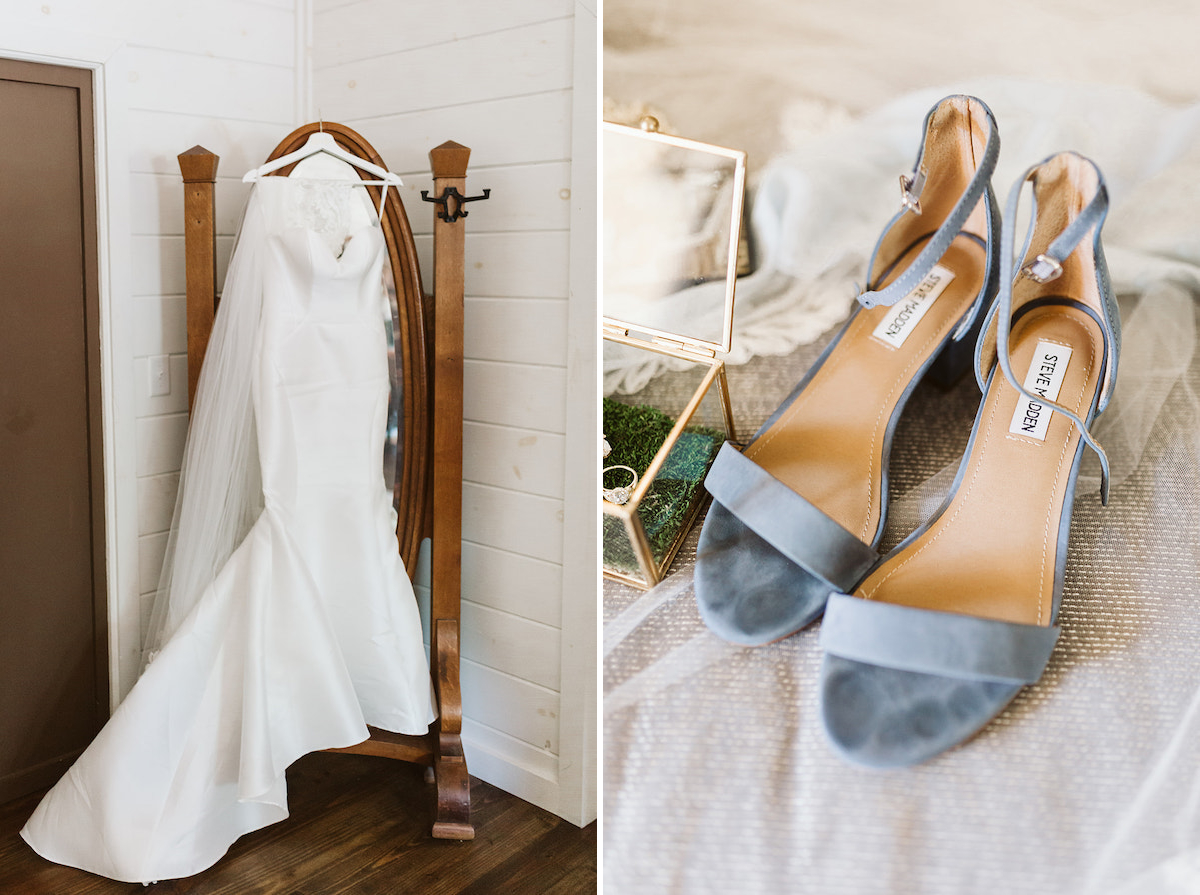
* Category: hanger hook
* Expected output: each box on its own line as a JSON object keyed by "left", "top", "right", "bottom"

{"left": 318, "top": 109, "right": 323, "bottom": 133}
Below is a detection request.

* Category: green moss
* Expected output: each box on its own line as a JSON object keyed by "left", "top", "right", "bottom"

{"left": 602, "top": 397, "right": 725, "bottom": 579}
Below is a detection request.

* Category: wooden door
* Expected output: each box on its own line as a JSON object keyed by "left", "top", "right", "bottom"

{"left": 0, "top": 58, "right": 107, "bottom": 803}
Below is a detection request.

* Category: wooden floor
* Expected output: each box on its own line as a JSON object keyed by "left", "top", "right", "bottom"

{"left": 0, "top": 753, "right": 596, "bottom": 894}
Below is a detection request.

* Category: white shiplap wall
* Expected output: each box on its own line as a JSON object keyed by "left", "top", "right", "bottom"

{"left": 1, "top": 0, "right": 304, "bottom": 699}
{"left": 310, "top": 0, "right": 597, "bottom": 823}
{"left": 3, "top": 0, "right": 595, "bottom": 826}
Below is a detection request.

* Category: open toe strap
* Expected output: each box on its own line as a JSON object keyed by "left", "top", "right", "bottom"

{"left": 704, "top": 443, "right": 879, "bottom": 593}
{"left": 820, "top": 593, "right": 1059, "bottom": 685}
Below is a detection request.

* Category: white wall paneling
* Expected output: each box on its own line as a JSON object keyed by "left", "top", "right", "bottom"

{"left": 555, "top": 0, "right": 600, "bottom": 829}
{"left": 312, "top": 0, "right": 357, "bottom": 14}
{"left": 460, "top": 718, "right": 562, "bottom": 809}
{"left": 461, "top": 483, "right": 564, "bottom": 565}
{"left": 313, "top": 0, "right": 572, "bottom": 69}
{"left": 330, "top": 91, "right": 573, "bottom": 174}
{"left": 129, "top": 174, "right": 251, "bottom": 237}
{"left": 460, "top": 603, "right": 563, "bottom": 692}
{"left": 133, "top": 296, "right": 187, "bottom": 356}
{"left": 121, "top": 47, "right": 294, "bottom": 123}
{"left": 125, "top": 111, "right": 299, "bottom": 176}
{"left": 463, "top": 359, "right": 567, "bottom": 432}
{"left": 137, "top": 532, "right": 169, "bottom": 599}
{"left": 133, "top": 414, "right": 189, "bottom": 477}
{"left": 414, "top": 231, "right": 573, "bottom": 298}
{"left": 464, "top": 297, "right": 569, "bottom": 365}
{"left": 130, "top": 235, "right": 235, "bottom": 297}
{"left": 136, "top": 472, "right": 180, "bottom": 536}
{"left": 132, "top": 355, "right": 189, "bottom": 416}
{"left": 403, "top": 163, "right": 574, "bottom": 236}
{"left": 314, "top": 18, "right": 574, "bottom": 121}
{"left": 2, "top": 3, "right": 303, "bottom": 702}
{"left": 313, "top": 0, "right": 596, "bottom": 823}
{"left": 5, "top": 2, "right": 295, "bottom": 67}
{"left": 463, "top": 419, "right": 566, "bottom": 499}
{"left": 461, "top": 542, "right": 563, "bottom": 627}
{"left": 460, "top": 659, "right": 562, "bottom": 754}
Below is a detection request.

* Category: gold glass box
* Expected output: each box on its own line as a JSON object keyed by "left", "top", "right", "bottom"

{"left": 602, "top": 119, "right": 746, "bottom": 590}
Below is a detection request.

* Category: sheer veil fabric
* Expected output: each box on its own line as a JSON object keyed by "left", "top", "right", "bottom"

{"left": 604, "top": 80, "right": 1200, "bottom": 401}
{"left": 141, "top": 184, "right": 267, "bottom": 663}
{"left": 21, "top": 174, "right": 434, "bottom": 884}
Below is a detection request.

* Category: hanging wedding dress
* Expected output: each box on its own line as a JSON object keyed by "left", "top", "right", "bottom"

{"left": 21, "top": 173, "right": 435, "bottom": 884}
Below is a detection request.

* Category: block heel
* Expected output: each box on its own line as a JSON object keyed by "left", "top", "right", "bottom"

{"left": 927, "top": 289, "right": 991, "bottom": 388}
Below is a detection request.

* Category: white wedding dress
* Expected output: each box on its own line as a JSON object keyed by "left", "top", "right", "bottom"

{"left": 21, "top": 176, "right": 435, "bottom": 883}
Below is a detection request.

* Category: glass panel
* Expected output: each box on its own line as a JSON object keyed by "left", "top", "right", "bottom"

{"left": 602, "top": 353, "right": 728, "bottom": 586}
{"left": 601, "top": 509, "right": 645, "bottom": 585}
{"left": 603, "top": 123, "right": 745, "bottom": 352}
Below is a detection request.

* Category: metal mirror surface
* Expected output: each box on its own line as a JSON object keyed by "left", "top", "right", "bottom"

{"left": 602, "top": 121, "right": 746, "bottom": 354}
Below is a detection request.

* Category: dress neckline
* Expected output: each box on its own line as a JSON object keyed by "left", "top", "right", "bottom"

{"left": 300, "top": 221, "right": 382, "bottom": 268}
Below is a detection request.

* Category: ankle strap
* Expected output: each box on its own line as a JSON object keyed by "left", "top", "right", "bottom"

{"left": 1017, "top": 178, "right": 1109, "bottom": 286}
{"left": 981, "top": 152, "right": 1117, "bottom": 504}
{"left": 857, "top": 95, "right": 999, "bottom": 312}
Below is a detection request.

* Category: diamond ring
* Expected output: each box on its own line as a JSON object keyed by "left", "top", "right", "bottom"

{"left": 602, "top": 465, "right": 638, "bottom": 505}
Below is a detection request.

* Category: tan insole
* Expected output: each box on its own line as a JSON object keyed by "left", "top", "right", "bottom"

{"left": 746, "top": 235, "right": 987, "bottom": 544}
{"left": 855, "top": 304, "right": 1104, "bottom": 626}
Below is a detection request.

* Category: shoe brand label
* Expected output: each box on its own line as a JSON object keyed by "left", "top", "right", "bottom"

{"left": 871, "top": 265, "right": 955, "bottom": 349}
{"left": 1008, "top": 340, "right": 1073, "bottom": 441}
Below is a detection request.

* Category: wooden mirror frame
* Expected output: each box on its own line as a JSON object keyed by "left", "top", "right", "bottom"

{"left": 179, "top": 126, "right": 474, "bottom": 839}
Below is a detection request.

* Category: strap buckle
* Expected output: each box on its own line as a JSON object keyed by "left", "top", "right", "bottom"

{"left": 899, "top": 173, "right": 922, "bottom": 215}
{"left": 1020, "top": 253, "right": 1063, "bottom": 284}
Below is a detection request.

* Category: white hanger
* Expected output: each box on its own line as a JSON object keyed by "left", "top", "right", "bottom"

{"left": 243, "top": 130, "right": 401, "bottom": 219}
{"left": 242, "top": 132, "right": 403, "bottom": 187}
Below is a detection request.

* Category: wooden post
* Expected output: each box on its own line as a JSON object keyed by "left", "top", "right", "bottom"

{"left": 177, "top": 146, "right": 219, "bottom": 410}
{"left": 428, "top": 140, "right": 473, "bottom": 840}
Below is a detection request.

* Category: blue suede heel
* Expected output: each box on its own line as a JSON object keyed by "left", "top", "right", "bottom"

{"left": 695, "top": 95, "right": 1001, "bottom": 645}
{"left": 819, "top": 151, "right": 1118, "bottom": 768}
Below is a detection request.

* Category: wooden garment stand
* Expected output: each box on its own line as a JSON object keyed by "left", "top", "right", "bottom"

{"left": 178, "top": 124, "right": 477, "bottom": 839}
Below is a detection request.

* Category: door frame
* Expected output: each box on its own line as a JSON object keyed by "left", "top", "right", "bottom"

{"left": 1, "top": 29, "right": 140, "bottom": 709}
{"left": 557, "top": 0, "right": 598, "bottom": 825}
{"left": 0, "top": 57, "right": 107, "bottom": 736}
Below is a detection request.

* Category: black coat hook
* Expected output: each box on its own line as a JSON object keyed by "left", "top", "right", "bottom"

{"left": 421, "top": 186, "right": 491, "bottom": 224}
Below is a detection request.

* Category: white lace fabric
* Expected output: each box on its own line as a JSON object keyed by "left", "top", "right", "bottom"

{"left": 272, "top": 176, "right": 357, "bottom": 259}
